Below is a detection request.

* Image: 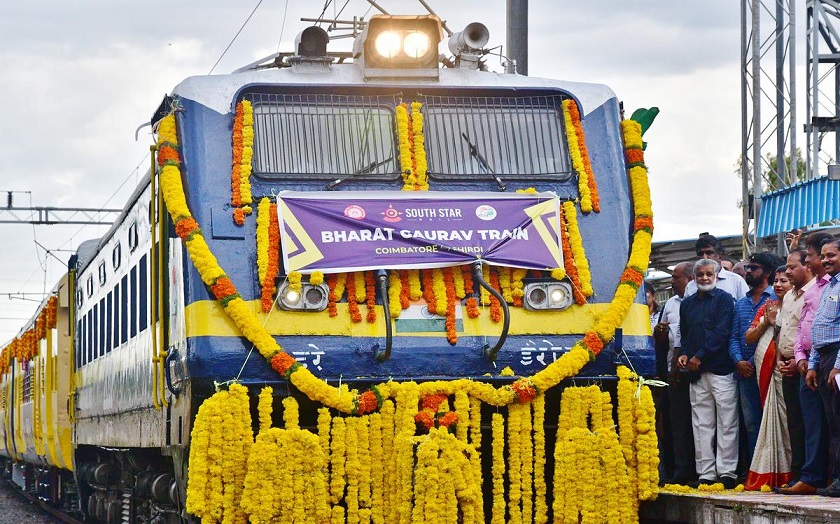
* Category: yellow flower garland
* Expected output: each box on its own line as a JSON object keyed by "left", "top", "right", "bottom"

{"left": 532, "top": 394, "right": 548, "bottom": 524}
{"left": 490, "top": 412, "right": 506, "bottom": 524}
{"left": 255, "top": 197, "right": 270, "bottom": 285}
{"left": 562, "top": 201, "right": 594, "bottom": 298}
{"left": 410, "top": 102, "right": 429, "bottom": 190}
{"left": 562, "top": 99, "right": 593, "bottom": 213}
{"left": 186, "top": 384, "right": 252, "bottom": 523}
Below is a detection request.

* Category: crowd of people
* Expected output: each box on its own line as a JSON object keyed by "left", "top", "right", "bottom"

{"left": 648, "top": 232, "right": 840, "bottom": 494}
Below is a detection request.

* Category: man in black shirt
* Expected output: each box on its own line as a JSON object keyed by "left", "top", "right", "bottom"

{"left": 678, "top": 258, "right": 739, "bottom": 489}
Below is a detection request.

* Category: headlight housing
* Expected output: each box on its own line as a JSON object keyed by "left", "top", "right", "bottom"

{"left": 276, "top": 281, "right": 330, "bottom": 311}
{"left": 522, "top": 281, "right": 574, "bottom": 311}
{"left": 356, "top": 15, "right": 443, "bottom": 70}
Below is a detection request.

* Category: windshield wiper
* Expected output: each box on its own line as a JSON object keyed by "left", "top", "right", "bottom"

{"left": 325, "top": 156, "right": 394, "bottom": 190}
{"left": 461, "top": 132, "right": 506, "bottom": 191}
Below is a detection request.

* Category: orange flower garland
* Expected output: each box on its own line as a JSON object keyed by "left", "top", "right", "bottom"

{"left": 488, "top": 268, "right": 502, "bottom": 323}
{"left": 398, "top": 270, "right": 411, "bottom": 309}
{"left": 326, "top": 274, "right": 339, "bottom": 318}
{"left": 566, "top": 99, "right": 600, "bottom": 212}
{"left": 422, "top": 269, "right": 437, "bottom": 315}
{"left": 443, "top": 267, "right": 457, "bottom": 345}
{"left": 346, "top": 272, "right": 361, "bottom": 323}
{"left": 462, "top": 266, "right": 480, "bottom": 319}
{"left": 230, "top": 100, "right": 254, "bottom": 225}
{"left": 365, "top": 271, "right": 377, "bottom": 323}
{"left": 559, "top": 205, "right": 587, "bottom": 305}
{"left": 259, "top": 202, "right": 280, "bottom": 313}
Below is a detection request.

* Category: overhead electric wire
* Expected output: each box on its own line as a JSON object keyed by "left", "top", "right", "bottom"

{"left": 209, "top": 0, "right": 265, "bottom": 75}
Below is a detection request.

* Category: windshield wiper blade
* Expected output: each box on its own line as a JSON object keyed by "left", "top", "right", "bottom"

{"left": 461, "top": 132, "right": 506, "bottom": 191}
{"left": 325, "top": 157, "right": 394, "bottom": 190}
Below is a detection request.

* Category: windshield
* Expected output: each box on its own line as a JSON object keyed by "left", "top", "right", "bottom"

{"left": 245, "top": 92, "right": 571, "bottom": 180}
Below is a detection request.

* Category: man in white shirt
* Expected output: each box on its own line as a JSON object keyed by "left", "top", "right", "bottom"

{"left": 684, "top": 234, "right": 749, "bottom": 300}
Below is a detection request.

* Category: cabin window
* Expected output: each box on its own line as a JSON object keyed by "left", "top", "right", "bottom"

{"left": 86, "top": 276, "right": 94, "bottom": 298}
{"left": 112, "top": 243, "right": 122, "bottom": 270}
{"left": 128, "top": 222, "right": 139, "bottom": 252}
{"left": 98, "top": 261, "right": 107, "bottom": 286}
{"left": 76, "top": 288, "right": 84, "bottom": 309}
{"left": 421, "top": 95, "right": 572, "bottom": 179}
{"left": 245, "top": 93, "right": 399, "bottom": 178}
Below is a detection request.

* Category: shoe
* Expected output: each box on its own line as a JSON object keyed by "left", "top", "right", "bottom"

{"left": 720, "top": 476, "right": 738, "bottom": 490}
{"left": 688, "top": 478, "right": 716, "bottom": 488}
{"left": 816, "top": 479, "right": 840, "bottom": 497}
{"left": 774, "top": 481, "right": 817, "bottom": 495}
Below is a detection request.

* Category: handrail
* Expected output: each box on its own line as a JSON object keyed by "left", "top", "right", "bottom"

{"left": 472, "top": 262, "right": 510, "bottom": 362}
{"left": 157, "top": 169, "right": 169, "bottom": 408}
{"left": 149, "top": 146, "right": 161, "bottom": 410}
{"left": 374, "top": 270, "right": 393, "bottom": 363}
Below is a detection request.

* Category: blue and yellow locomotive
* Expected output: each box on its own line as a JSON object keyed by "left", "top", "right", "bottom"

{"left": 0, "top": 14, "right": 656, "bottom": 523}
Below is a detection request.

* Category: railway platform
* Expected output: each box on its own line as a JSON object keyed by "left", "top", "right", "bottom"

{"left": 641, "top": 489, "right": 840, "bottom": 523}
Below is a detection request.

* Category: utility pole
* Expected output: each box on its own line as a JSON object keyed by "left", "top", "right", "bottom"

{"left": 506, "top": 0, "right": 528, "bottom": 75}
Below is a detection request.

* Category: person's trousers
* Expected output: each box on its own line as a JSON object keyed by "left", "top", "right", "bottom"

{"left": 817, "top": 346, "right": 840, "bottom": 482}
{"left": 690, "top": 372, "right": 740, "bottom": 480}
{"left": 738, "top": 375, "right": 763, "bottom": 466}
{"left": 799, "top": 373, "right": 828, "bottom": 486}
{"left": 669, "top": 372, "right": 696, "bottom": 481}
{"left": 781, "top": 372, "right": 805, "bottom": 479}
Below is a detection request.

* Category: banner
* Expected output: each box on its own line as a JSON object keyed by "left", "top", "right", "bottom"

{"left": 277, "top": 191, "right": 563, "bottom": 273}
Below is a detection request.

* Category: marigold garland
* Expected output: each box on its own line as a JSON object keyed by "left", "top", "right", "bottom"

{"left": 559, "top": 205, "right": 587, "bottom": 305}
{"left": 562, "top": 99, "right": 599, "bottom": 214}
{"left": 443, "top": 267, "right": 458, "bottom": 345}
{"left": 230, "top": 100, "right": 254, "bottom": 225}
{"left": 566, "top": 99, "right": 600, "bottom": 212}
{"left": 488, "top": 268, "right": 502, "bottom": 323}
{"left": 346, "top": 272, "right": 362, "bottom": 323}
{"left": 256, "top": 197, "right": 270, "bottom": 285}
{"left": 365, "top": 270, "right": 377, "bottom": 324}
{"left": 462, "top": 266, "right": 481, "bottom": 319}
{"left": 562, "top": 201, "right": 594, "bottom": 297}
{"left": 186, "top": 384, "right": 252, "bottom": 523}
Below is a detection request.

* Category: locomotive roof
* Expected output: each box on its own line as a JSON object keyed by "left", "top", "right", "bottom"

{"left": 170, "top": 64, "right": 617, "bottom": 118}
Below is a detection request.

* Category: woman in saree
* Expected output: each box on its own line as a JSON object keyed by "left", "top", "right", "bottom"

{"left": 743, "top": 266, "right": 793, "bottom": 490}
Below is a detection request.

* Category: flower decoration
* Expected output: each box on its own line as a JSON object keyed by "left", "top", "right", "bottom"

{"left": 230, "top": 100, "right": 254, "bottom": 225}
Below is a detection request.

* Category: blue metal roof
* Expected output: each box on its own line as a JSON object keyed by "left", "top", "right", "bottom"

{"left": 757, "top": 176, "right": 840, "bottom": 237}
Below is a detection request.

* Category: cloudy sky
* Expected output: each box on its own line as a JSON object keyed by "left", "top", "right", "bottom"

{"left": 0, "top": 0, "right": 751, "bottom": 341}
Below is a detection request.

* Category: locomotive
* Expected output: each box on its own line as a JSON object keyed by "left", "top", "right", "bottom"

{"left": 0, "top": 13, "right": 656, "bottom": 523}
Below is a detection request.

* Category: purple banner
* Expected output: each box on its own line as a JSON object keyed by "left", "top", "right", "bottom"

{"left": 277, "top": 191, "right": 563, "bottom": 273}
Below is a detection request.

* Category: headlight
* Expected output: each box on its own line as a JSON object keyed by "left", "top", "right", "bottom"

{"left": 403, "top": 31, "right": 431, "bottom": 58}
{"left": 522, "top": 282, "right": 574, "bottom": 311}
{"left": 374, "top": 31, "right": 402, "bottom": 59}
{"left": 357, "top": 15, "right": 443, "bottom": 71}
{"left": 277, "top": 281, "right": 329, "bottom": 311}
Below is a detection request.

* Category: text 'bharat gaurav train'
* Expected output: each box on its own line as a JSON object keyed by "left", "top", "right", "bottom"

{"left": 0, "top": 13, "right": 660, "bottom": 524}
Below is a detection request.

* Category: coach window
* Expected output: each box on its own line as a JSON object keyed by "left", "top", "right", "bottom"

{"left": 86, "top": 275, "right": 94, "bottom": 298}
{"left": 98, "top": 298, "right": 106, "bottom": 360}
{"left": 76, "top": 288, "right": 84, "bottom": 309}
{"left": 139, "top": 255, "right": 148, "bottom": 332}
{"left": 128, "top": 222, "right": 139, "bottom": 252}
{"left": 130, "top": 264, "right": 138, "bottom": 338}
{"left": 98, "top": 261, "right": 107, "bottom": 286}
{"left": 120, "top": 274, "right": 129, "bottom": 345}
{"left": 113, "top": 243, "right": 122, "bottom": 270}
{"left": 106, "top": 291, "right": 113, "bottom": 352}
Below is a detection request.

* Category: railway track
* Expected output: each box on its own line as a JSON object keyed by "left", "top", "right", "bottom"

{"left": 0, "top": 478, "right": 81, "bottom": 524}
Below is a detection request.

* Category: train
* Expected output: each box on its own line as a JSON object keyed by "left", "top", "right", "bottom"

{"left": 0, "top": 13, "right": 657, "bottom": 524}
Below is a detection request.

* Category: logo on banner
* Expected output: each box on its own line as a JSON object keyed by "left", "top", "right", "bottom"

{"left": 381, "top": 204, "right": 403, "bottom": 223}
{"left": 344, "top": 205, "right": 366, "bottom": 220}
{"left": 475, "top": 205, "right": 497, "bottom": 221}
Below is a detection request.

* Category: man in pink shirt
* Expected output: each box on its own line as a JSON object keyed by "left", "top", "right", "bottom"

{"left": 777, "top": 232, "right": 834, "bottom": 494}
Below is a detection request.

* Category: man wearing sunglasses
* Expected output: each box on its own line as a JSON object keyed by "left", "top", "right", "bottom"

{"left": 729, "top": 251, "right": 784, "bottom": 474}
